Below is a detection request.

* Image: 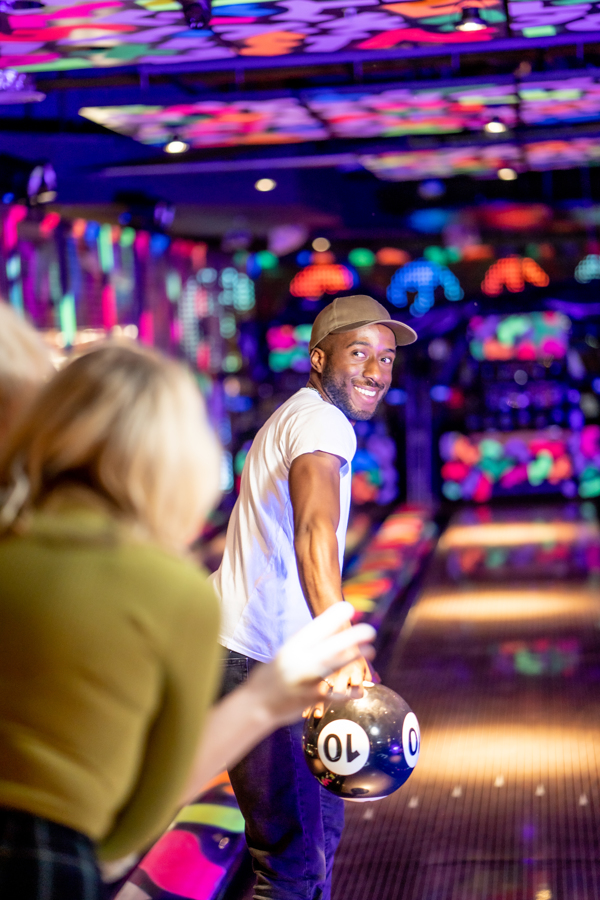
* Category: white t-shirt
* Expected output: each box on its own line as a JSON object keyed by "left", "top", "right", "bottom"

{"left": 211, "top": 387, "right": 357, "bottom": 663}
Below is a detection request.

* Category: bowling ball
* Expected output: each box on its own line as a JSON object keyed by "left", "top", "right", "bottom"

{"left": 302, "top": 683, "right": 420, "bottom": 801}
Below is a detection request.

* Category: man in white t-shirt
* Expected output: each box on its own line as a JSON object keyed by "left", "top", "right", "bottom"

{"left": 212, "top": 295, "right": 416, "bottom": 900}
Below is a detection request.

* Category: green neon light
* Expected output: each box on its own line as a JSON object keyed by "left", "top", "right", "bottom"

{"left": 59, "top": 293, "right": 77, "bottom": 347}
{"left": 173, "top": 803, "right": 245, "bottom": 832}
{"left": 522, "top": 25, "right": 556, "bottom": 36}
{"left": 98, "top": 223, "right": 114, "bottom": 273}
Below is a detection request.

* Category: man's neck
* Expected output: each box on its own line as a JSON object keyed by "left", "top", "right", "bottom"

{"left": 306, "top": 374, "right": 330, "bottom": 405}
{"left": 305, "top": 376, "right": 356, "bottom": 426}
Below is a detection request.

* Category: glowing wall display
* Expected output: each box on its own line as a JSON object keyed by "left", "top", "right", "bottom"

{"left": 79, "top": 100, "right": 327, "bottom": 148}
{"left": 387, "top": 258, "right": 463, "bottom": 316}
{"left": 351, "top": 422, "right": 398, "bottom": 506}
{"left": 481, "top": 257, "right": 550, "bottom": 296}
{"left": 0, "top": 0, "right": 508, "bottom": 74}
{"left": 306, "top": 83, "right": 517, "bottom": 139}
{"left": 440, "top": 426, "right": 600, "bottom": 502}
{"left": 575, "top": 254, "right": 600, "bottom": 283}
{"left": 469, "top": 312, "right": 570, "bottom": 362}
{"left": 289, "top": 264, "right": 355, "bottom": 299}
{"left": 266, "top": 324, "right": 312, "bottom": 372}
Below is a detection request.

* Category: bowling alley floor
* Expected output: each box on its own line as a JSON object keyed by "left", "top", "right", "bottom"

{"left": 332, "top": 502, "right": 600, "bottom": 900}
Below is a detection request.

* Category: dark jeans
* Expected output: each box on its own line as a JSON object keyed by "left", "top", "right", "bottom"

{"left": 0, "top": 807, "right": 105, "bottom": 900}
{"left": 220, "top": 648, "right": 345, "bottom": 900}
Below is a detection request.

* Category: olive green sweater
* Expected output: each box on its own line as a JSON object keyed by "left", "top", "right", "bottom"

{"left": 0, "top": 505, "right": 220, "bottom": 861}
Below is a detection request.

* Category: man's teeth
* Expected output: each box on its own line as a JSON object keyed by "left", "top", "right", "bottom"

{"left": 354, "top": 386, "right": 377, "bottom": 397}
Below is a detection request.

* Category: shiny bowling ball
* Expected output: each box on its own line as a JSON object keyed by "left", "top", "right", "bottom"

{"left": 302, "top": 684, "right": 420, "bottom": 801}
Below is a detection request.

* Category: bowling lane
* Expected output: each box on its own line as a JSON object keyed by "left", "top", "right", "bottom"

{"left": 332, "top": 503, "right": 600, "bottom": 900}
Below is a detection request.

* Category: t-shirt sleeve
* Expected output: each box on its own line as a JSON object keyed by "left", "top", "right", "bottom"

{"left": 286, "top": 400, "right": 357, "bottom": 469}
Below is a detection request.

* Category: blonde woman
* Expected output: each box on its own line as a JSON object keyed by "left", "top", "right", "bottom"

{"left": 0, "top": 343, "right": 374, "bottom": 900}
{"left": 0, "top": 302, "right": 52, "bottom": 444}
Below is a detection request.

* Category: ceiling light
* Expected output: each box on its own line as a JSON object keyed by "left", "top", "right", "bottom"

{"left": 255, "top": 178, "right": 277, "bottom": 192}
{"left": 312, "top": 237, "right": 331, "bottom": 252}
{"left": 456, "top": 6, "right": 487, "bottom": 31}
{"left": 484, "top": 117, "right": 507, "bottom": 134}
{"left": 164, "top": 137, "right": 189, "bottom": 154}
{"left": 498, "top": 167, "right": 517, "bottom": 181}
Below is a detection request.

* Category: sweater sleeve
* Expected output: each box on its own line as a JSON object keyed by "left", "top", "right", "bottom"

{"left": 97, "top": 573, "right": 221, "bottom": 862}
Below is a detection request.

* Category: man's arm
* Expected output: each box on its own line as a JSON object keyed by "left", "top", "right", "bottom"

{"left": 289, "top": 451, "right": 370, "bottom": 696}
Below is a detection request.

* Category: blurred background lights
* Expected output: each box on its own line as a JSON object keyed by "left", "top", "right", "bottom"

{"left": 498, "top": 167, "right": 518, "bottom": 181}
{"left": 312, "top": 236, "right": 331, "bottom": 252}
{"left": 255, "top": 178, "right": 277, "bottom": 192}
{"left": 290, "top": 263, "right": 355, "bottom": 297}
{"left": 348, "top": 247, "right": 375, "bottom": 267}
{"left": 575, "top": 254, "right": 600, "bottom": 283}
{"left": 484, "top": 117, "right": 508, "bottom": 134}
{"left": 376, "top": 247, "right": 410, "bottom": 266}
{"left": 428, "top": 338, "right": 451, "bottom": 361}
{"left": 387, "top": 258, "right": 463, "bottom": 315}
{"left": 164, "top": 137, "right": 189, "bottom": 154}
{"left": 418, "top": 179, "right": 445, "bottom": 200}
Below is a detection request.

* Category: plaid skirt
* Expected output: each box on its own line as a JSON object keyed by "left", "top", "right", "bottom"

{"left": 0, "top": 807, "right": 106, "bottom": 900}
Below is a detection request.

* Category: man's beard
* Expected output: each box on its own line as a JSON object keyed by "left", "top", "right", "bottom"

{"left": 321, "top": 359, "right": 385, "bottom": 421}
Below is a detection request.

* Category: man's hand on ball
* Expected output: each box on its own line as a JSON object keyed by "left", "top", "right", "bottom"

{"left": 328, "top": 656, "right": 370, "bottom": 698}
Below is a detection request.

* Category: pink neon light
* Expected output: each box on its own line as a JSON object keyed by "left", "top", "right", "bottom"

{"left": 139, "top": 311, "right": 154, "bottom": 345}
{"left": 3, "top": 205, "right": 27, "bottom": 252}
{"left": 40, "top": 212, "right": 61, "bottom": 238}
{"left": 135, "top": 231, "right": 150, "bottom": 258}
{"left": 101, "top": 284, "right": 117, "bottom": 330}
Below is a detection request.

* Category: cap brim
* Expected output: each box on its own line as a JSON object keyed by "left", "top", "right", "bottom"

{"left": 330, "top": 318, "right": 418, "bottom": 347}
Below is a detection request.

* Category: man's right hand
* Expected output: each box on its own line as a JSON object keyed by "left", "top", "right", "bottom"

{"left": 327, "top": 656, "right": 370, "bottom": 698}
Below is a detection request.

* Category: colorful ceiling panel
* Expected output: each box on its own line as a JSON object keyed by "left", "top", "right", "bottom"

{"left": 79, "top": 70, "right": 600, "bottom": 150}
{"left": 360, "top": 146, "right": 524, "bottom": 181}
{"left": 508, "top": 0, "right": 600, "bottom": 38}
{"left": 306, "top": 84, "right": 518, "bottom": 139}
{"left": 525, "top": 137, "right": 600, "bottom": 170}
{"left": 0, "top": 0, "right": 510, "bottom": 73}
{"left": 361, "top": 136, "right": 600, "bottom": 181}
{"left": 79, "top": 98, "right": 327, "bottom": 147}
{"left": 519, "top": 75, "right": 600, "bottom": 126}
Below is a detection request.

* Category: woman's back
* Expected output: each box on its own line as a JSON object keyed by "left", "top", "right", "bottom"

{"left": 0, "top": 492, "right": 220, "bottom": 861}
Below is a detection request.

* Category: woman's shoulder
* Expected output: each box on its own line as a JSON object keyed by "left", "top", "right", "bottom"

{"left": 7, "top": 507, "right": 216, "bottom": 611}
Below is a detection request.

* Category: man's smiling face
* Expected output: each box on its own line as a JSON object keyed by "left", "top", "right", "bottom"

{"left": 316, "top": 323, "right": 396, "bottom": 421}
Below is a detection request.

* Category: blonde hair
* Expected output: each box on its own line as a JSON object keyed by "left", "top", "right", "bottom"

{"left": 0, "top": 342, "right": 222, "bottom": 553}
{"left": 0, "top": 303, "right": 52, "bottom": 441}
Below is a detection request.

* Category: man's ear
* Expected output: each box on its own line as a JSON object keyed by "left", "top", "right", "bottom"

{"left": 310, "top": 347, "right": 326, "bottom": 374}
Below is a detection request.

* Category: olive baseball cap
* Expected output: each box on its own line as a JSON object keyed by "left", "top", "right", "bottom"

{"left": 309, "top": 295, "right": 418, "bottom": 352}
